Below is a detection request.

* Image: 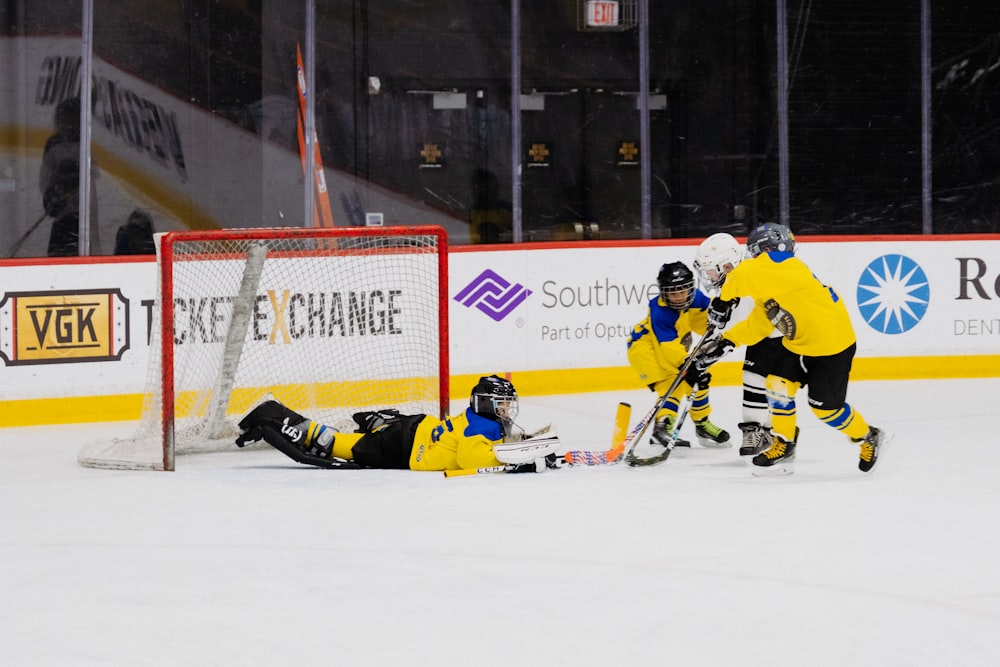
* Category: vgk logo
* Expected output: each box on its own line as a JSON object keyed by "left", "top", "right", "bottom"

{"left": 0, "top": 289, "right": 130, "bottom": 365}
{"left": 454, "top": 269, "right": 532, "bottom": 322}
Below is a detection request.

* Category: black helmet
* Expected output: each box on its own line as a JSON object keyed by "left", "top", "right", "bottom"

{"left": 747, "top": 223, "right": 796, "bottom": 258}
{"left": 657, "top": 261, "right": 696, "bottom": 310}
{"left": 470, "top": 374, "right": 519, "bottom": 422}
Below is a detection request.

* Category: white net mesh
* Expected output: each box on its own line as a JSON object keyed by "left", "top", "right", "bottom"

{"left": 79, "top": 226, "right": 447, "bottom": 470}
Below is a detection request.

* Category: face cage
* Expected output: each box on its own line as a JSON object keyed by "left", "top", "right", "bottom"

{"left": 660, "top": 284, "right": 695, "bottom": 309}
{"left": 694, "top": 262, "right": 725, "bottom": 290}
{"left": 474, "top": 394, "right": 519, "bottom": 422}
{"left": 492, "top": 397, "right": 519, "bottom": 422}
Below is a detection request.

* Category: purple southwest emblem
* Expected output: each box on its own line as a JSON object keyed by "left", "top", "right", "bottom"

{"left": 453, "top": 269, "right": 532, "bottom": 321}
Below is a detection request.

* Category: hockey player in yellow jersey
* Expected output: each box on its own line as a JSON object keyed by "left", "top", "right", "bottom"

{"left": 693, "top": 222, "right": 889, "bottom": 475}
{"left": 627, "top": 261, "right": 730, "bottom": 451}
{"left": 695, "top": 232, "right": 784, "bottom": 458}
{"left": 234, "top": 375, "right": 560, "bottom": 472}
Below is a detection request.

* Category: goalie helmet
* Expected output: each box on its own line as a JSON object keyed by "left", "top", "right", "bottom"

{"left": 657, "top": 261, "right": 696, "bottom": 310}
{"left": 747, "top": 222, "right": 796, "bottom": 258}
{"left": 694, "top": 232, "right": 743, "bottom": 290}
{"left": 470, "top": 374, "right": 519, "bottom": 423}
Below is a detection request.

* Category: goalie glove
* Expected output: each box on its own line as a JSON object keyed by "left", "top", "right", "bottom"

{"left": 503, "top": 423, "right": 553, "bottom": 443}
{"left": 707, "top": 297, "right": 738, "bottom": 330}
{"left": 694, "top": 337, "right": 735, "bottom": 372}
{"left": 493, "top": 432, "right": 561, "bottom": 464}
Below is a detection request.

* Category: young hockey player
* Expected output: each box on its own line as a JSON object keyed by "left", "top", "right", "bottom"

{"left": 234, "top": 375, "right": 560, "bottom": 472}
{"left": 627, "top": 260, "right": 731, "bottom": 450}
{"left": 693, "top": 222, "right": 889, "bottom": 475}
{"left": 694, "top": 231, "right": 793, "bottom": 459}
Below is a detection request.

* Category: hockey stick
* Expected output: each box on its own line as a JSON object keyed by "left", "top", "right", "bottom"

{"left": 443, "top": 463, "right": 536, "bottom": 478}
{"left": 563, "top": 401, "right": 632, "bottom": 465}
{"left": 625, "top": 381, "right": 697, "bottom": 466}
{"left": 443, "top": 434, "right": 563, "bottom": 478}
{"left": 566, "top": 325, "right": 720, "bottom": 467}
{"left": 616, "top": 325, "right": 720, "bottom": 464}
{"left": 445, "top": 407, "right": 630, "bottom": 476}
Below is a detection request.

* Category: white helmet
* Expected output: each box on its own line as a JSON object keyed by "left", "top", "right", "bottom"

{"left": 694, "top": 233, "right": 744, "bottom": 290}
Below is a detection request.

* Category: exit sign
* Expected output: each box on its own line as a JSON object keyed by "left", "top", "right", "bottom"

{"left": 586, "top": 1, "right": 619, "bottom": 27}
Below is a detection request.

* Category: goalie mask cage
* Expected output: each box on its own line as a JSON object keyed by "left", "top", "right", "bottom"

{"left": 79, "top": 225, "right": 449, "bottom": 471}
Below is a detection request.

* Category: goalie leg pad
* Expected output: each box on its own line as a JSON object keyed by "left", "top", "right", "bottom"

{"left": 237, "top": 397, "right": 311, "bottom": 447}
{"left": 239, "top": 398, "right": 307, "bottom": 432}
{"left": 259, "top": 424, "right": 357, "bottom": 469}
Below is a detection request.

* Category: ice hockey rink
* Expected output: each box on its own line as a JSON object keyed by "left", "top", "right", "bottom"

{"left": 2, "top": 377, "right": 999, "bottom": 666}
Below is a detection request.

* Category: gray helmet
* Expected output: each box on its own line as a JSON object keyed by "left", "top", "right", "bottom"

{"left": 747, "top": 223, "right": 796, "bottom": 258}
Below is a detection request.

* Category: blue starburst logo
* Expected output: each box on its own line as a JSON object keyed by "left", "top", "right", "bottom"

{"left": 856, "top": 254, "right": 930, "bottom": 334}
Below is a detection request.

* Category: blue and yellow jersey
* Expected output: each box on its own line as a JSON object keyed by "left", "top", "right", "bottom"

{"left": 720, "top": 251, "right": 856, "bottom": 356}
{"left": 409, "top": 408, "right": 505, "bottom": 471}
{"left": 627, "top": 290, "right": 710, "bottom": 385}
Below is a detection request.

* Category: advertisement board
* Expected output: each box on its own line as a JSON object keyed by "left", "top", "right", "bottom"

{"left": 449, "top": 237, "right": 1000, "bottom": 374}
{"left": 1, "top": 236, "right": 998, "bottom": 426}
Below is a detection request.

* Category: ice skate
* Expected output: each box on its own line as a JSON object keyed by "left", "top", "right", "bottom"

{"left": 751, "top": 432, "right": 796, "bottom": 476}
{"left": 737, "top": 422, "right": 771, "bottom": 457}
{"left": 855, "top": 426, "right": 889, "bottom": 473}
{"left": 651, "top": 417, "right": 690, "bottom": 451}
{"left": 694, "top": 417, "right": 731, "bottom": 448}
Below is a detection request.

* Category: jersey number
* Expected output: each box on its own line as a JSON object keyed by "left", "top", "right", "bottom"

{"left": 431, "top": 419, "right": 455, "bottom": 443}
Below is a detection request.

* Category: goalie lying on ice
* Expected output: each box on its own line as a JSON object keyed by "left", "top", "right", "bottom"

{"left": 235, "top": 375, "right": 561, "bottom": 472}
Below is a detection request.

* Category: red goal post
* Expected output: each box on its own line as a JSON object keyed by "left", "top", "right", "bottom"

{"left": 79, "top": 225, "right": 449, "bottom": 471}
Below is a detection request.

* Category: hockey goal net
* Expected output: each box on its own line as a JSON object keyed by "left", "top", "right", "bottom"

{"left": 79, "top": 225, "right": 449, "bottom": 470}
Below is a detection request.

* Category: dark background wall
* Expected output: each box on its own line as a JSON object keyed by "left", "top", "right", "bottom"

{"left": 5, "top": 0, "right": 998, "bottom": 240}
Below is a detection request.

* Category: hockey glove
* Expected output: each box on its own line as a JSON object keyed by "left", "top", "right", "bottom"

{"left": 545, "top": 453, "right": 567, "bottom": 469}
{"left": 502, "top": 454, "right": 567, "bottom": 473}
{"left": 707, "top": 297, "right": 738, "bottom": 330}
{"left": 683, "top": 364, "right": 711, "bottom": 389}
{"left": 352, "top": 409, "right": 403, "bottom": 433}
{"left": 694, "top": 337, "right": 735, "bottom": 372}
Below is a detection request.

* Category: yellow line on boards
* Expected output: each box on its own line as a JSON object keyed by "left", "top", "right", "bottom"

{"left": 2, "top": 355, "right": 997, "bottom": 428}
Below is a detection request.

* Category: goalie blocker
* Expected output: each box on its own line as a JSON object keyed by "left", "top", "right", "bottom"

{"left": 236, "top": 375, "right": 560, "bottom": 473}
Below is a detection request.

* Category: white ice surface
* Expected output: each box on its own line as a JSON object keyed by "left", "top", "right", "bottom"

{"left": 2, "top": 379, "right": 999, "bottom": 666}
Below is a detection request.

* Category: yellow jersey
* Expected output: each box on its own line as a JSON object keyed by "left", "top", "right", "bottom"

{"left": 627, "top": 291, "right": 710, "bottom": 381}
{"left": 720, "top": 251, "right": 856, "bottom": 356}
{"left": 409, "top": 408, "right": 505, "bottom": 471}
